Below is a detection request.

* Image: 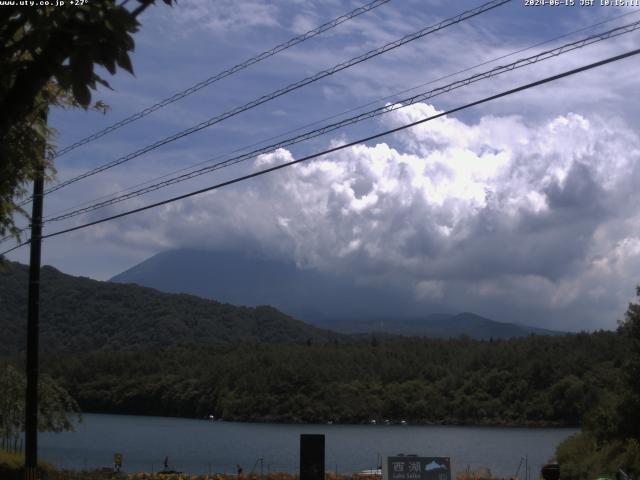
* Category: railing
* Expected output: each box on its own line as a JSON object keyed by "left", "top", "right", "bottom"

{"left": 0, "top": 435, "right": 24, "bottom": 454}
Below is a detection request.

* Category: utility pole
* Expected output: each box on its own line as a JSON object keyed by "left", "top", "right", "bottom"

{"left": 25, "top": 110, "right": 46, "bottom": 480}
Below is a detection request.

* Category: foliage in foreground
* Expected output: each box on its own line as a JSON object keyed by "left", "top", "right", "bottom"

{"left": 555, "top": 287, "right": 640, "bottom": 478}
{"left": 0, "top": 0, "right": 175, "bottom": 240}
{"left": 0, "top": 364, "right": 80, "bottom": 447}
{"left": 0, "top": 461, "right": 354, "bottom": 480}
{"left": 0, "top": 450, "right": 55, "bottom": 480}
{"left": 556, "top": 433, "right": 640, "bottom": 479}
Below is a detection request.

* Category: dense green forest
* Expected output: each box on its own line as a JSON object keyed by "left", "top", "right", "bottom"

{"left": 28, "top": 332, "right": 625, "bottom": 427}
{"left": 0, "top": 261, "right": 342, "bottom": 355}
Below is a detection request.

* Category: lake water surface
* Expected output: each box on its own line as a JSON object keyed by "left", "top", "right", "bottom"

{"left": 39, "top": 414, "right": 577, "bottom": 477}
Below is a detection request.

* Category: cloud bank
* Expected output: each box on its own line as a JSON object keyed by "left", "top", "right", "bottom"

{"left": 92, "top": 103, "right": 640, "bottom": 330}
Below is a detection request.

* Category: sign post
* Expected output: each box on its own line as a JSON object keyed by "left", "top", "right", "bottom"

{"left": 24, "top": 110, "right": 46, "bottom": 480}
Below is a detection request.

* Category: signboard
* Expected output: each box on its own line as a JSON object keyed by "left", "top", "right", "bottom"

{"left": 385, "top": 457, "right": 451, "bottom": 480}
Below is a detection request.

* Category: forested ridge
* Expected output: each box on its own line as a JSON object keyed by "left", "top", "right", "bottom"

{"left": 35, "top": 331, "right": 627, "bottom": 427}
{"left": 0, "top": 261, "right": 343, "bottom": 354}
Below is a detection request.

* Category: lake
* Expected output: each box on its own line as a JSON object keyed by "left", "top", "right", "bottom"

{"left": 39, "top": 414, "right": 577, "bottom": 477}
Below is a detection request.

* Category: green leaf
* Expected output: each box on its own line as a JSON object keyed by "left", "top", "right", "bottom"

{"left": 72, "top": 83, "right": 91, "bottom": 108}
{"left": 116, "top": 50, "right": 134, "bottom": 75}
{"left": 93, "top": 74, "right": 112, "bottom": 91}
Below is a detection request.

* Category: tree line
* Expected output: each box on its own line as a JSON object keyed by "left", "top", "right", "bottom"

{"left": 33, "top": 331, "right": 628, "bottom": 427}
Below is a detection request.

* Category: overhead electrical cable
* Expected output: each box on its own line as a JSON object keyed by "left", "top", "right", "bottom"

{"left": 2, "top": 11, "right": 637, "bottom": 245}
{"left": 38, "top": 8, "right": 640, "bottom": 224}
{"left": 39, "top": 20, "right": 640, "bottom": 224}
{"left": 39, "top": 0, "right": 512, "bottom": 197}
{"left": 53, "top": 0, "right": 393, "bottom": 158}
{"left": 3, "top": 47, "right": 638, "bottom": 257}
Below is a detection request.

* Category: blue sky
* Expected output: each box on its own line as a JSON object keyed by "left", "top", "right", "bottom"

{"left": 6, "top": 0, "right": 640, "bottom": 330}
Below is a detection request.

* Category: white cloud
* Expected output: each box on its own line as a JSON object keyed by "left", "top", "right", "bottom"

{"left": 18, "top": 1, "right": 640, "bottom": 330}
{"left": 167, "top": 0, "right": 281, "bottom": 34}
{"left": 77, "top": 102, "right": 640, "bottom": 329}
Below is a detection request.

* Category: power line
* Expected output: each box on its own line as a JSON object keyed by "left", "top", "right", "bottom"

{"left": 3, "top": 47, "right": 637, "bottom": 256}
{"left": 39, "top": 8, "right": 640, "bottom": 223}
{"left": 1, "top": 241, "right": 28, "bottom": 256}
{"left": 3, "top": 10, "right": 638, "bottom": 244}
{"left": 53, "top": 0, "right": 393, "bottom": 159}
{"left": 41, "top": 20, "right": 640, "bottom": 224}
{"left": 39, "top": 0, "right": 512, "bottom": 197}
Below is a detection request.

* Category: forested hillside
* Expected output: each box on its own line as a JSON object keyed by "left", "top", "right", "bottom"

{"left": 316, "top": 312, "right": 562, "bottom": 339}
{"left": 2, "top": 259, "right": 632, "bottom": 430}
{"left": 0, "top": 261, "right": 342, "bottom": 354}
{"left": 40, "top": 331, "right": 628, "bottom": 427}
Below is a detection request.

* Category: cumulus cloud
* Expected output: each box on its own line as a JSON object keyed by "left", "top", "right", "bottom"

{"left": 92, "top": 102, "right": 640, "bottom": 330}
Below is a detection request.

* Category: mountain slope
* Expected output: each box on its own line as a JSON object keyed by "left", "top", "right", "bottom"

{"left": 111, "top": 249, "right": 450, "bottom": 321}
{"left": 111, "top": 249, "right": 564, "bottom": 339}
{"left": 316, "top": 312, "right": 561, "bottom": 339}
{"left": 423, "top": 312, "right": 560, "bottom": 338}
{"left": 0, "top": 261, "right": 343, "bottom": 355}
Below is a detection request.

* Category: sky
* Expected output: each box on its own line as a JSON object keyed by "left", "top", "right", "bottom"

{"left": 5, "top": 0, "right": 640, "bottom": 331}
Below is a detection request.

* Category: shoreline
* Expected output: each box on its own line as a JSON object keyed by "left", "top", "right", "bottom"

{"left": 74, "top": 410, "right": 580, "bottom": 429}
